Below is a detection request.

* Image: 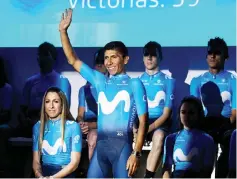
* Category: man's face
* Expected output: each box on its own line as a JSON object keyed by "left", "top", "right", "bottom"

{"left": 37, "top": 52, "right": 54, "bottom": 72}
{"left": 104, "top": 50, "right": 128, "bottom": 75}
{"left": 206, "top": 48, "right": 226, "bottom": 69}
{"left": 143, "top": 54, "right": 159, "bottom": 71}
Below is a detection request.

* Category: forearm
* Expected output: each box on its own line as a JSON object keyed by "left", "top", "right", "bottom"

{"left": 33, "top": 163, "right": 43, "bottom": 178}
{"left": 52, "top": 162, "right": 78, "bottom": 178}
{"left": 230, "top": 110, "right": 236, "bottom": 123}
{"left": 134, "top": 117, "right": 148, "bottom": 152}
{"left": 60, "top": 31, "right": 78, "bottom": 65}
{"left": 149, "top": 114, "right": 169, "bottom": 132}
{"left": 88, "top": 122, "right": 97, "bottom": 129}
{"left": 163, "top": 170, "right": 171, "bottom": 178}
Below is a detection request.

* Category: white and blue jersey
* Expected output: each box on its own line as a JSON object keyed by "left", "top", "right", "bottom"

{"left": 22, "top": 70, "right": 71, "bottom": 110}
{"left": 80, "top": 63, "right": 148, "bottom": 139}
{"left": 78, "top": 82, "right": 97, "bottom": 120}
{"left": 229, "top": 130, "right": 236, "bottom": 170}
{"left": 0, "top": 83, "right": 13, "bottom": 111}
{"left": 140, "top": 72, "right": 175, "bottom": 123}
{"left": 190, "top": 71, "right": 236, "bottom": 118}
{"left": 163, "top": 129, "right": 215, "bottom": 173}
{"left": 33, "top": 119, "right": 82, "bottom": 166}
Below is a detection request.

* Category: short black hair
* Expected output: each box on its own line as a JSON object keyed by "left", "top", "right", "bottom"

{"left": 143, "top": 41, "right": 163, "bottom": 61}
{"left": 94, "top": 48, "right": 104, "bottom": 65}
{"left": 38, "top": 42, "right": 57, "bottom": 61}
{"left": 207, "top": 37, "right": 229, "bottom": 59}
{"left": 104, "top": 41, "right": 128, "bottom": 57}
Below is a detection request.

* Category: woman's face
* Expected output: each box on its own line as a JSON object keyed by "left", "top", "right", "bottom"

{"left": 180, "top": 102, "right": 199, "bottom": 129}
{"left": 45, "top": 92, "right": 62, "bottom": 120}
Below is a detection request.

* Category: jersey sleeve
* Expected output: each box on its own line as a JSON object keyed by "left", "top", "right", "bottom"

{"left": 131, "top": 78, "right": 148, "bottom": 116}
{"left": 229, "top": 130, "right": 236, "bottom": 170}
{"left": 162, "top": 133, "right": 176, "bottom": 170}
{"left": 78, "top": 86, "right": 85, "bottom": 108}
{"left": 230, "top": 74, "right": 236, "bottom": 109}
{"left": 190, "top": 77, "right": 200, "bottom": 98}
{"left": 164, "top": 77, "right": 175, "bottom": 109}
{"left": 71, "top": 122, "right": 82, "bottom": 152}
{"left": 2, "top": 84, "right": 13, "bottom": 110}
{"left": 32, "top": 122, "right": 40, "bottom": 151}
{"left": 21, "top": 79, "right": 32, "bottom": 107}
{"left": 60, "top": 77, "right": 72, "bottom": 107}
{"left": 80, "top": 63, "right": 105, "bottom": 89}
{"left": 203, "top": 134, "right": 216, "bottom": 169}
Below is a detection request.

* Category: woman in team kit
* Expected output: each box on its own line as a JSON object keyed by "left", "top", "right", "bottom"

{"left": 162, "top": 96, "right": 216, "bottom": 178}
{"left": 32, "top": 87, "right": 82, "bottom": 178}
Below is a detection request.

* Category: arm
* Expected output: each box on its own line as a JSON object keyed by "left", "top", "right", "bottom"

{"left": 32, "top": 123, "right": 43, "bottom": 177}
{"left": 162, "top": 134, "right": 176, "bottom": 179}
{"left": 190, "top": 77, "right": 200, "bottom": 98}
{"left": 149, "top": 78, "right": 175, "bottom": 132}
{"left": 77, "top": 86, "right": 85, "bottom": 122}
{"left": 200, "top": 135, "right": 216, "bottom": 178}
{"left": 126, "top": 79, "right": 149, "bottom": 177}
{"left": 19, "top": 80, "right": 31, "bottom": 123}
{"left": 230, "top": 75, "right": 236, "bottom": 123}
{"left": 52, "top": 123, "right": 82, "bottom": 178}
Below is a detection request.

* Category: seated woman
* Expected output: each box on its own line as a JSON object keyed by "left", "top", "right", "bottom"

{"left": 32, "top": 87, "right": 82, "bottom": 178}
{"left": 162, "top": 96, "right": 216, "bottom": 178}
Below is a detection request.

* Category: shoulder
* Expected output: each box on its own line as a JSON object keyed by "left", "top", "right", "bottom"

{"left": 33, "top": 121, "right": 41, "bottom": 131}
{"left": 129, "top": 77, "right": 144, "bottom": 88}
{"left": 199, "top": 130, "right": 214, "bottom": 143}
{"left": 26, "top": 73, "right": 40, "bottom": 84}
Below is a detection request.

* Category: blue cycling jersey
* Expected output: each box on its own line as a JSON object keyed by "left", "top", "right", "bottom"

{"left": 22, "top": 70, "right": 71, "bottom": 110}
{"left": 229, "top": 130, "right": 236, "bottom": 170}
{"left": 190, "top": 71, "right": 236, "bottom": 118}
{"left": 80, "top": 63, "right": 147, "bottom": 140}
{"left": 33, "top": 119, "right": 82, "bottom": 166}
{"left": 163, "top": 129, "right": 215, "bottom": 172}
{"left": 78, "top": 82, "right": 97, "bottom": 120}
{"left": 140, "top": 72, "right": 175, "bottom": 122}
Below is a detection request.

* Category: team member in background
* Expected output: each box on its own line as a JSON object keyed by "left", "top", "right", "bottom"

{"left": 59, "top": 8, "right": 148, "bottom": 178}
{"left": 190, "top": 37, "right": 236, "bottom": 177}
{"left": 77, "top": 48, "right": 107, "bottom": 160}
{"left": 33, "top": 87, "right": 82, "bottom": 178}
{"left": 138, "top": 41, "right": 175, "bottom": 178}
{"left": 19, "top": 42, "right": 71, "bottom": 137}
{"left": 162, "top": 96, "right": 215, "bottom": 178}
{"left": 228, "top": 130, "right": 236, "bottom": 178}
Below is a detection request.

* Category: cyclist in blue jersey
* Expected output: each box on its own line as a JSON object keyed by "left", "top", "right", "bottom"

{"left": 190, "top": 37, "right": 236, "bottom": 177}
{"left": 137, "top": 41, "right": 175, "bottom": 178}
{"left": 228, "top": 130, "right": 236, "bottom": 178}
{"left": 162, "top": 96, "right": 215, "bottom": 178}
{"left": 77, "top": 48, "right": 107, "bottom": 160}
{"left": 32, "top": 87, "right": 82, "bottom": 178}
{"left": 59, "top": 8, "right": 148, "bottom": 178}
{"left": 18, "top": 42, "right": 71, "bottom": 137}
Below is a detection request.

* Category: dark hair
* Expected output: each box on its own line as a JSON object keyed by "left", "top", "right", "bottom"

{"left": 143, "top": 41, "right": 163, "bottom": 61}
{"left": 0, "top": 56, "right": 8, "bottom": 86}
{"left": 177, "top": 96, "right": 205, "bottom": 130}
{"left": 38, "top": 42, "right": 57, "bottom": 61}
{"left": 207, "top": 37, "right": 229, "bottom": 59}
{"left": 104, "top": 41, "right": 128, "bottom": 57}
{"left": 94, "top": 48, "right": 104, "bottom": 65}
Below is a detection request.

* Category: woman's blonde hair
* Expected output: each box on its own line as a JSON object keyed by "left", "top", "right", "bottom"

{"left": 38, "top": 87, "right": 74, "bottom": 153}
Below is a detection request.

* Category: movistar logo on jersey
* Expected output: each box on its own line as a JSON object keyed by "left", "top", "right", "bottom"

{"left": 221, "top": 91, "right": 231, "bottom": 103}
{"left": 173, "top": 148, "right": 199, "bottom": 162}
{"left": 98, "top": 90, "right": 131, "bottom": 114}
{"left": 147, "top": 91, "right": 166, "bottom": 108}
{"left": 42, "top": 138, "right": 66, "bottom": 155}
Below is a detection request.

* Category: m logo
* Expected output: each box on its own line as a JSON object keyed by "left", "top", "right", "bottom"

{"left": 42, "top": 138, "right": 66, "bottom": 155}
{"left": 147, "top": 91, "right": 166, "bottom": 108}
{"left": 98, "top": 90, "right": 131, "bottom": 114}
{"left": 173, "top": 148, "right": 198, "bottom": 162}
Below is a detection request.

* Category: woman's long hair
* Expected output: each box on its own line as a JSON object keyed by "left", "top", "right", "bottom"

{"left": 177, "top": 96, "right": 205, "bottom": 130}
{"left": 38, "top": 87, "right": 74, "bottom": 153}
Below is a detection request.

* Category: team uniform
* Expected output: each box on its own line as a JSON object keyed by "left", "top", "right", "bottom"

{"left": 78, "top": 82, "right": 97, "bottom": 122}
{"left": 0, "top": 83, "right": 13, "bottom": 125}
{"left": 22, "top": 70, "right": 71, "bottom": 110}
{"left": 190, "top": 71, "right": 236, "bottom": 118}
{"left": 79, "top": 63, "right": 147, "bottom": 178}
{"left": 140, "top": 72, "right": 175, "bottom": 138}
{"left": 33, "top": 119, "right": 82, "bottom": 177}
{"left": 229, "top": 130, "right": 236, "bottom": 177}
{"left": 163, "top": 129, "right": 215, "bottom": 178}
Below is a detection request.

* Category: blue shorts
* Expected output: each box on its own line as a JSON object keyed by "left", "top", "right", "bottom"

{"left": 42, "top": 164, "right": 76, "bottom": 178}
{"left": 87, "top": 136, "right": 132, "bottom": 178}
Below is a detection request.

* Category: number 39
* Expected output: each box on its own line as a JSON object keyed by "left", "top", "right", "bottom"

{"left": 173, "top": 0, "right": 199, "bottom": 7}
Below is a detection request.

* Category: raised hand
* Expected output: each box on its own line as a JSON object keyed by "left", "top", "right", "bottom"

{"left": 59, "top": 8, "right": 73, "bottom": 32}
